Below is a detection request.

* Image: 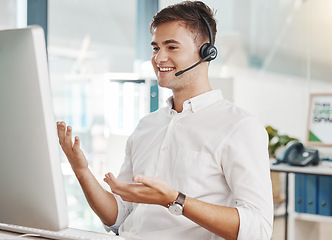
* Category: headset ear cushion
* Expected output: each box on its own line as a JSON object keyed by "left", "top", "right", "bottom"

{"left": 199, "top": 43, "right": 217, "bottom": 61}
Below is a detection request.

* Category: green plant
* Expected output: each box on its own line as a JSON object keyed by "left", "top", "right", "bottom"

{"left": 265, "top": 125, "right": 298, "bottom": 158}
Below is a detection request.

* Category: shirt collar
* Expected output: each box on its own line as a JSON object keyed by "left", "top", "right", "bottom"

{"left": 166, "top": 90, "right": 223, "bottom": 114}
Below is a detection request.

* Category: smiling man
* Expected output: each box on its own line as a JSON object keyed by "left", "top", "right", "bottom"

{"left": 57, "top": 1, "right": 273, "bottom": 240}
{"left": 150, "top": 20, "right": 212, "bottom": 113}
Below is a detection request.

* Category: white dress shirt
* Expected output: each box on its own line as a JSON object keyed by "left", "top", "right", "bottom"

{"left": 105, "top": 90, "right": 273, "bottom": 240}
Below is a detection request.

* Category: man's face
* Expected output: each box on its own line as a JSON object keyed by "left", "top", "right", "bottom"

{"left": 150, "top": 21, "right": 201, "bottom": 91}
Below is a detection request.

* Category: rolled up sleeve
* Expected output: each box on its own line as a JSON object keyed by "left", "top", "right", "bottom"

{"left": 222, "top": 117, "right": 274, "bottom": 240}
{"left": 103, "top": 193, "right": 133, "bottom": 233}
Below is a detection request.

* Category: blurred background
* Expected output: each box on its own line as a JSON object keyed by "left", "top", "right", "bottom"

{"left": 1, "top": 0, "right": 332, "bottom": 236}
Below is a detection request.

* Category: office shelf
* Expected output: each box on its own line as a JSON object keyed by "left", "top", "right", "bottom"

{"left": 271, "top": 162, "right": 332, "bottom": 240}
{"left": 291, "top": 212, "right": 332, "bottom": 224}
{"left": 288, "top": 173, "right": 332, "bottom": 240}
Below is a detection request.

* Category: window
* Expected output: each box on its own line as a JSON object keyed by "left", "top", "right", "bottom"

{"left": 48, "top": 0, "right": 140, "bottom": 232}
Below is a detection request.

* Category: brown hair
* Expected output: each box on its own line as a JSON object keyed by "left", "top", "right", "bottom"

{"left": 150, "top": 1, "right": 217, "bottom": 46}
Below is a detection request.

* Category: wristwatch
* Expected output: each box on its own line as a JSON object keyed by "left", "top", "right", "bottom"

{"left": 168, "top": 192, "right": 186, "bottom": 215}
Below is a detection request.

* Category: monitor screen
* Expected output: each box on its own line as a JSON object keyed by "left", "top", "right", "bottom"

{"left": 0, "top": 26, "right": 68, "bottom": 231}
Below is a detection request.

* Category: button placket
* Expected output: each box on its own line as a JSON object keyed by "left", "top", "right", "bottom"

{"left": 154, "top": 115, "right": 181, "bottom": 177}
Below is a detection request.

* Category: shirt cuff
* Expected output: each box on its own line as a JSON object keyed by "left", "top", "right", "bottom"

{"left": 103, "top": 223, "right": 119, "bottom": 234}
{"left": 103, "top": 193, "right": 132, "bottom": 234}
{"left": 236, "top": 201, "right": 272, "bottom": 240}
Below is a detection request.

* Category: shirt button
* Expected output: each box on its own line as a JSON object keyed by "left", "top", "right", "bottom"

{"left": 162, "top": 146, "right": 168, "bottom": 151}
{"left": 173, "top": 119, "right": 178, "bottom": 124}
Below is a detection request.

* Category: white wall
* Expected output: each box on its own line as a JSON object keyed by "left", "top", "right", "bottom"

{"left": 232, "top": 67, "right": 332, "bottom": 157}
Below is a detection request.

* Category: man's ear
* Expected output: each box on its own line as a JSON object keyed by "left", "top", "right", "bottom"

{"left": 199, "top": 41, "right": 217, "bottom": 61}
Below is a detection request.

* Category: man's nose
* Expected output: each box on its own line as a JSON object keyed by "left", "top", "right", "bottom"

{"left": 154, "top": 49, "right": 168, "bottom": 64}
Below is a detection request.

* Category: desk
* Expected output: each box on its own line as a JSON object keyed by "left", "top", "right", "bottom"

{"left": 0, "top": 230, "right": 44, "bottom": 239}
{"left": 270, "top": 161, "right": 332, "bottom": 240}
{"left": 0, "top": 229, "right": 138, "bottom": 240}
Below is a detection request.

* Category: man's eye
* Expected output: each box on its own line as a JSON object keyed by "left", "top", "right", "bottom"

{"left": 153, "top": 47, "right": 160, "bottom": 51}
{"left": 169, "top": 46, "right": 178, "bottom": 50}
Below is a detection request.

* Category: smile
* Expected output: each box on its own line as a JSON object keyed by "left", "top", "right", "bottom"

{"left": 159, "top": 67, "right": 175, "bottom": 72}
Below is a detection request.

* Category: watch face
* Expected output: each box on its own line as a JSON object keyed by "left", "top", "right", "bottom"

{"left": 169, "top": 203, "right": 183, "bottom": 216}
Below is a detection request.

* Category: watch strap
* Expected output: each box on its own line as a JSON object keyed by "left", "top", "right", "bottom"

{"left": 175, "top": 192, "right": 186, "bottom": 206}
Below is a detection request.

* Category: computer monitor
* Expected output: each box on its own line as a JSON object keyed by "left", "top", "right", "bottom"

{"left": 0, "top": 26, "right": 68, "bottom": 231}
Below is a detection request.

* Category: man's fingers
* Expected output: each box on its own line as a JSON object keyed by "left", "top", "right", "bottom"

{"left": 104, "top": 173, "right": 140, "bottom": 201}
{"left": 57, "top": 121, "right": 66, "bottom": 144}
{"left": 133, "top": 175, "right": 157, "bottom": 188}
{"left": 72, "top": 136, "right": 81, "bottom": 153}
{"left": 105, "top": 172, "right": 116, "bottom": 180}
{"left": 57, "top": 121, "right": 78, "bottom": 156}
{"left": 65, "top": 125, "right": 73, "bottom": 146}
{"left": 105, "top": 174, "right": 172, "bottom": 205}
{"left": 104, "top": 172, "right": 116, "bottom": 185}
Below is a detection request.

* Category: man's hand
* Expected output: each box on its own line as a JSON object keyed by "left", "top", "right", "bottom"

{"left": 57, "top": 121, "right": 88, "bottom": 175}
{"left": 56, "top": 121, "right": 119, "bottom": 226}
{"left": 104, "top": 173, "right": 178, "bottom": 208}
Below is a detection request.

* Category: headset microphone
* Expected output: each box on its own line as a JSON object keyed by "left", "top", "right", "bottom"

{"left": 175, "top": 52, "right": 216, "bottom": 76}
{"left": 175, "top": 15, "right": 217, "bottom": 77}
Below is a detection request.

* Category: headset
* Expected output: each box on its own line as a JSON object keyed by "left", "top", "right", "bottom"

{"left": 175, "top": 15, "right": 218, "bottom": 77}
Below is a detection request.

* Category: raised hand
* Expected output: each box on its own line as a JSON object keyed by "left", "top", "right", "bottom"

{"left": 57, "top": 121, "right": 88, "bottom": 174}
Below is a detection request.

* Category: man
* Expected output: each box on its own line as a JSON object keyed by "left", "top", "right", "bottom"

{"left": 57, "top": 1, "right": 273, "bottom": 240}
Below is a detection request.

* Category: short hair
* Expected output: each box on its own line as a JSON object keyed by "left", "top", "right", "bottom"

{"left": 150, "top": 1, "right": 217, "bottom": 46}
